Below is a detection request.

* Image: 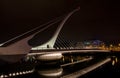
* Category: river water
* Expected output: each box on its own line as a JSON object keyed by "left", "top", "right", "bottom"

{"left": 0, "top": 52, "right": 120, "bottom": 78}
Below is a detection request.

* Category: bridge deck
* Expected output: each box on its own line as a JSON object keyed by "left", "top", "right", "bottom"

{"left": 28, "top": 49, "right": 112, "bottom": 56}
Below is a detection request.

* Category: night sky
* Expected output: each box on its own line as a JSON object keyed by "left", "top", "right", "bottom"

{"left": 0, "top": 0, "right": 120, "bottom": 45}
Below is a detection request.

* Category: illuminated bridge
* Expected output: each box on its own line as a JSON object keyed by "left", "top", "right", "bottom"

{"left": 0, "top": 6, "right": 111, "bottom": 64}
{"left": 27, "top": 7, "right": 110, "bottom": 61}
{"left": 0, "top": 6, "right": 118, "bottom": 78}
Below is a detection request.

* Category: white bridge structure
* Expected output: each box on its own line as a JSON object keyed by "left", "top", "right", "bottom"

{"left": 0, "top": 7, "right": 80, "bottom": 64}
{"left": 29, "top": 7, "right": 110, "bottom": 61}
{"left": 31, "top": 7, "right": 80, "bottom": 50}
{"left": 0, "top": 6, "right": 110, "bottom": 64}
{"left": 30, "top": 7, "right": 80, "bottom": 61}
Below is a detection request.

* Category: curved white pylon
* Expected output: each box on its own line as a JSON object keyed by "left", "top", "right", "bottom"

{"left": 32, "top": 7, "right": 80, "bottom": 50}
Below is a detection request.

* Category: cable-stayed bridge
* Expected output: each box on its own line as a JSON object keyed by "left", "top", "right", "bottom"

{"left": 0, "top": 7, "right": 81, "bottom": 64}
{"left": 0, "top": 6, "right": 111, "bottom": 64}
{"left": 27, "top": 6, "right": 110, "bottom": 61}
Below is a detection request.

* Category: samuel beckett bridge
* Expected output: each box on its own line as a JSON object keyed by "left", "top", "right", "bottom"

{"left": 28, "top": 7, "right": 109, "bottom": 60}
{"left": 0, "top": 6, "right": 118, "bottom": 78}
{"left": 0, "top": 6, "right": 110, "bottom": 63}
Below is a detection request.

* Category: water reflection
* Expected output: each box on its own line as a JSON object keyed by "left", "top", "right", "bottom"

{"left": 37, "top": 66, "right": 63, "bottom": 78}
{"left": 70, "top": 56, "right": 74, "bottom": 63}
{"left": 111, "top": 56, "right": 118, "bottom": 66}
{"left": 61, "top": 54, "right": 92, "bottom": 64}
{"left": 0, "top": 53, "right": 100, "bottom": 78}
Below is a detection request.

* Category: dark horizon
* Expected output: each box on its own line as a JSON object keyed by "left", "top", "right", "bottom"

{"left": 1, "top": 0, "right": 120, "bottom": 45}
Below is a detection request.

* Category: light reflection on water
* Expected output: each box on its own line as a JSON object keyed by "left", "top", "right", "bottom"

{"left": 37, "top": 66, "right": 63, "bottom": 78}
{"left": 60, "top": 54, "right": 92, "bottom": 64}
{"left": 1, "top": 53, "right": 119, "bottom": 78}
{"left": 111, "top": 56, "right": 118, "bottom": 66}
{"left": 0, "top": 54, "right": 92, "bottom": 78}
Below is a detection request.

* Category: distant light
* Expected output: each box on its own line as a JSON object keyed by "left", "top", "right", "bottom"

{"left": 0, "top": 69, "right": 35, "bottom": 78}
{"left": 9, "top": 73, "right": 12, "bottom": 76}
{"left": 19, "top": 72, "right": 22, "bottom": 75}
{"left": 12, "top": 73, "right": 16, "bottom": 76}
{"left": 4, "top": 75, "right": 8, "bottom": 77}
{"left": 71, "top": 58, "right": 73, "bottom": 63}
{"left": 0, "top": 44, "right": 4, "bottom": 46}
{"left": 0, "top": 75, "right": 4, "bottom": 78}
{"left": 28, "top": 70, "right": 31, "bottom": 73}
{"left": 115, "top": 58, "right": 118, "bottom": 62}
{"left": 118, "top": 43, "right": 120, "bottom": 46}
{"left": 16, "top": 72, "right": 19, "bottom": 75}
{"left": 23, "top": 71, "right": 26, "bottom": 74}
{"left": 112, "top": 60, "right": 115, "bottom": 66}
{"left": 0, "top": 75, "right": 8, "bottom": 78}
